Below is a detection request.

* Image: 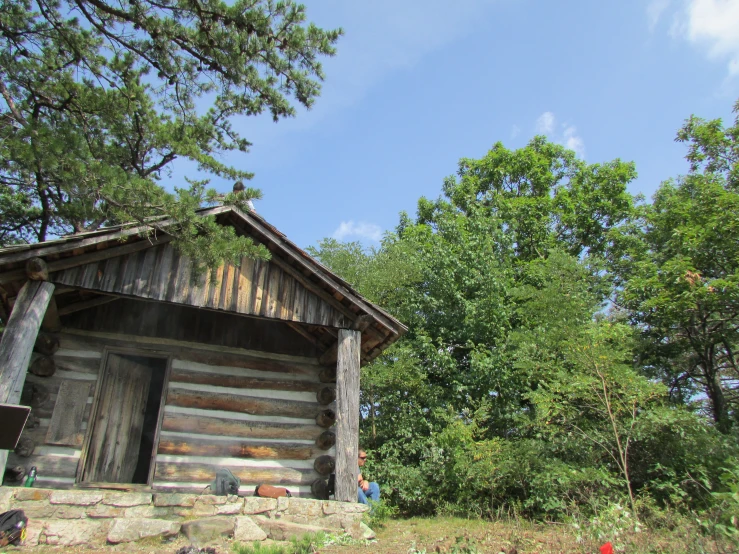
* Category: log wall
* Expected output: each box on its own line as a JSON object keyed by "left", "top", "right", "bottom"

{"left": 6, "top": 331, "right": 334, "bottom": 497}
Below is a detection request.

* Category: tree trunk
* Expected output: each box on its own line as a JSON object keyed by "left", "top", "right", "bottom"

{"left": 705, "top": 367, "right": 731, "bottom": 434}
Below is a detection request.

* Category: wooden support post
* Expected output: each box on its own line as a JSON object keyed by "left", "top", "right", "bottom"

{"left": 0, "top": 278, "right": 55, "bottom": 472}
{"left": 335, "top": 328, "right": 361, "bottom": 503}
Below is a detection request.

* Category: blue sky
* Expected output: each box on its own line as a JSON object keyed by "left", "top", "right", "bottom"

{"left": 177, "top": 0, "right": 739, "bottom": 250}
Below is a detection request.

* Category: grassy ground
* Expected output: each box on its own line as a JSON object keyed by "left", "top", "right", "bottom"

{"left": 9, "top": 517, "right": 733, "bottom": 554}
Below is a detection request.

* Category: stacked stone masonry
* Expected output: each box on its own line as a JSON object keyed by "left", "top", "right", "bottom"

{"left": 0, "top": 487, "right": 374, "bottom": 547}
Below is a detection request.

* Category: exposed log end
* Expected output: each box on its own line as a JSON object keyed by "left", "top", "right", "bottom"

{"left": 34, "top": 333, "right": 60, "bottom": 356}
{"left": 21, "top": 382, "right": 50, "bottom": 408}
{"left": 26, "top": 410, "right": 40, "bottom": 429}
{"left": 3, "top": 465, "right": 25, "bottom": 486}
{"left": 315, "top": 430, "right": 336, "bottom": 450}
{"left": 14, "top": 436, "right": 36, "bottom": 457}
{"left": 29, "top": 355, "right": 56, "bottom": 377}
{"left": 311, "top": 478, "right": 329, "bottom": 500}
{"left": 25, "top": 257, "right": 49, "bottom": 281}
{"left": 316, "top": 386, "right": 336, "bottom": 405}
{"left": 319, "top": 367, "right": 336, "bottom": 383}
{"left": 315, "top": 409, "right": 336, "bottom": 428}
{"left": 314, "top": 455, "right": 336, "bottom": 476}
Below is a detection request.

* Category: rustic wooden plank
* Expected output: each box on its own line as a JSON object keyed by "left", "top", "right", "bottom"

{"left": 305, "top": 293, "right": 318, "bottom": 326}
{"left": 335, "top": 328, "right": 360, "bottom": 502}
{"left": 208, "top": 263, "right": 225, "bottom": 309}
{"left": 82, "top": 257, "right": 102, "bottom": 290}
{"left": 292, "top": 283, "right": 305, "bottom": 322}
{"left": 252, "top": 260, "right": 267, "bottom": 314}
{"left": 236, "top": 256, "right": 254, "bottom": 314}
{"left": 157, "top": 438, "right": 312, "bottom": 460}
{"left": 279, "top": 272, "right": 294, "bottom": 321}
{"left": 150, "top": 243, "right": 175, "bottom": 301}
{"left": 166, "top": 389, "right": 319, "bottom": 419}
{"left": 263, "top": 266, "right": 280, "bottom": 319}
{"left": 20, "top": 424, "right": 53, "bottom": 447}
{"left": 0, "top": 235, "right": 174, "bottom": 285}
{"left": 120, "top": 249, "right": 143, "bottom": 295}
{"left": 99, "top": 255, "right": 122, "bottom": 292}
{"left": 171, "top": 253, "right": 193, "bottom": 305}
{"left": 161, "top": 413, "right": 321, "bottom": 441}
{"left": 27, "top": 396, "right": 92, "bottom": 421}
{"left": 53, "top": 355, "right": 101, "bottom": 374}
{"left": 189, "top": 265, "right": 210, "bottom": 308}
{"left": 62, "top": 329, "right": 320, "bottom": 368}
{"left": 7, "top": 452, "right": 80, "bottom": 478}
{"left": 134, "top": 245, "right": 159, "bottom": 297}
{"left": 0, "top": 280, "right": 55, "bottom": 471}
{"left": 163, "top": 249, "right": 182, "bottom": 303}
{"left": 46, "top": 380, "right": 93, "bottom": 447}
{"left": 169, "top": 369, "right": 321, "bottom": 392}
{"left": 220, "top": 262, "right": 235, "bottom": 311}
{"left": 154, "top": 462, "right": 318, "bottom": 485}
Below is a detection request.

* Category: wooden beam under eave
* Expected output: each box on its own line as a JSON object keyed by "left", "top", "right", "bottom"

{"left": 0, "top": 234, "right": 173, "bottom": 285}
{"left": 319, "top": 315, "right": 374, "bottom": 366}
{"left": 334, "top": 328, "right": 361, "bottom": 503}
{"left": 57, "top": 295, "right": 119, "bottom": 316}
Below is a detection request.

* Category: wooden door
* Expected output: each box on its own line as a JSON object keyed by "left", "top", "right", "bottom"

{"left": 80, "top": 353, "right": 152, "bottom": 483}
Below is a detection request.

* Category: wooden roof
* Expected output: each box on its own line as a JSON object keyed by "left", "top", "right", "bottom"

{"left": 0, "top": 206, "right": 407, "bottom": 364}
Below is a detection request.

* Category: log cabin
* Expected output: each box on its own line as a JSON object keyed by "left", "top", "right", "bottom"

{"left": 0, "top": 206, "right": 406, "bottom": 503}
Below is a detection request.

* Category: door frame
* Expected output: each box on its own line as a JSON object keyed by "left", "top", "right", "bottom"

{"left": 76, "top": 346, "right": 173, "bottom": 487}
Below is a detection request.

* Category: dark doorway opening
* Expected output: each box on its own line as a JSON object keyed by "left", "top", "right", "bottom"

{"left": 80, "top": 353, "right": 168, "bottom": 485}
{"left": 131, "top": 357, "right": 167, "bottom": 483}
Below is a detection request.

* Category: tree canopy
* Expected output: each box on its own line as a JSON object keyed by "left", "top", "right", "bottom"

{"left": 0, "top": 0, "right": 340, "bottom": 264}
{"left": 309, "top": 102, "right": 739, "bottom": 536}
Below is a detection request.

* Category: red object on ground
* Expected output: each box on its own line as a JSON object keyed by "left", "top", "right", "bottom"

{"left": 600, "top": 542, "right": 614, "bottom": 554}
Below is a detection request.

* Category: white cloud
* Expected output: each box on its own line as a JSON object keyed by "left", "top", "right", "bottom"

{"left": 532, "top": 112, "right": 586, "bottom": 157}
{"left": 563, "top": 125, "right": 586, "bottom": 158}
{"left": 535, "top": 111, "right": 556, "bottom": 134}
{"left": 649, "top": 0, "right": 739, "bottom": 75}
{"left": 685, "top": 0, "right": 739, "bottom": 74}
{"left": 332, "top": 221, "right": 383, "bottom": 242}
{"left": 511, "top": 124, "right": 521, "bottom": 139}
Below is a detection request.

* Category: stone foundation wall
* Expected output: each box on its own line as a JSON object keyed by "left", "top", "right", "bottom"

{"left": 0, "top": 487, "right": 372, "bottom": 547}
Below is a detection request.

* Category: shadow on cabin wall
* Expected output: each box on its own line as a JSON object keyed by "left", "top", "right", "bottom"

{"left": 61, "top": 297, "right": 319, "bottom": 358}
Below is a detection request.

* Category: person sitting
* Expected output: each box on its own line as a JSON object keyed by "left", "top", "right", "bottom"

{"left": 357, "top": 448, "right": 380, "bottom": 505}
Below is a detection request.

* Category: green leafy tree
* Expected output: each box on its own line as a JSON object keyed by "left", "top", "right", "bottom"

{"left": 310, "top": 138, "right": 648, "bottom": 517}
{"left": 613, "top": 101, "right": 739, "bottom": 433}
{"left": 0, "top": 0, "right": 340, "bottom": 264}
{"left": 529, "top": 321, "right": 665, "bottom": 519}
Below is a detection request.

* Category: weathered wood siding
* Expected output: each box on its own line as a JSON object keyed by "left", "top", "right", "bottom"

{"left": 51, "top": 243, "right": 351, "bottom": 328}
{"left": 8, "top": 331, "right": 333, "bottom": 497}
{"left": 8, "top": 338, "right": 102, "bottom": 489}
